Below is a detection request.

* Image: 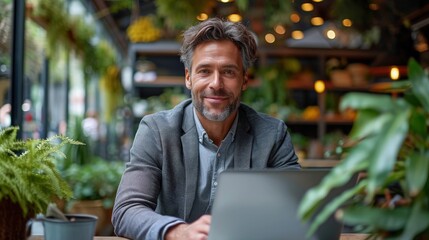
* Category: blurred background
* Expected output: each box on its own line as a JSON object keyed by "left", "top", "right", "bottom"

{"left": 1, "top": 0, "right": 428, "bottom": 234}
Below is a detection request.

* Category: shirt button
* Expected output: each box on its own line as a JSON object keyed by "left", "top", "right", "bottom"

{"left": 217, "top": 153, "right": 221, "bottom": 157}
{"left": 213, "top": 182, "right": 218, "bottom": 186}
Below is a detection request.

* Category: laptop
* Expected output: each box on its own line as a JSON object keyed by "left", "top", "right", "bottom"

{"left": 208, "top": 169, "right": 357, "bottom": 240}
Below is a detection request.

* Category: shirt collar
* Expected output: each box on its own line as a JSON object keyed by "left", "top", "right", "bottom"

{"left": 193, "top": 107, "right": 239, "bottom": 144}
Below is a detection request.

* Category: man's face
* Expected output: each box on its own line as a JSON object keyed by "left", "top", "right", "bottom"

{"left": 185, "top": 40, "right": 248, "bottom": 122}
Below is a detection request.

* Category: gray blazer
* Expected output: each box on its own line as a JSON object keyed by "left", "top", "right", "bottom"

{"left": 112, "top": 99, "right": 299, "bottom": 240}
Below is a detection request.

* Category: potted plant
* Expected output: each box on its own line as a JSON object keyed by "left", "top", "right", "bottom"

{"left": 298, "top": 58, "right": 429, "bottom": 239}
{"left": 0, "top": 126, "right": 81, "bottom": 240}
{"left": 58, "top": 117, "right": 125, "bottom": 235}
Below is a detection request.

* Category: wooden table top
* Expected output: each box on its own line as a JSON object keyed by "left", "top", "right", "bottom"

{"left": 29, "top": 233, "right": 368, "bottom": 240}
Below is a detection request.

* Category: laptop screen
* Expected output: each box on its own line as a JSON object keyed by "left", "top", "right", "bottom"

{"left": 208, "top": 169, "right": 355, "bottom": 240}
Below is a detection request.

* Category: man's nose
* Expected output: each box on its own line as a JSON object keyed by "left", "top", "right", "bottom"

{"left": 209, "top": 71, "right": 223, "bottom": 89}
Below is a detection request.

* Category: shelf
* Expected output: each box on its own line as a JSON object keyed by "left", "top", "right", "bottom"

{"left": 129, "top": 41, "right": 181, "bottom": 56}
{"left": 287, "top": 80, "right": 370, "bottom": 92}
{"left": 258, "top": 46, "right": 382, "bottom": 59}
{"left": 134, "top": 76, "right": 184, "bottom": 87}
{"left": 286, "top": 117, "right": 354, "bottom": 125}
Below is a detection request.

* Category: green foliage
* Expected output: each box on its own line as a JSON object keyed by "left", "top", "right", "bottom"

{"left": 298, "top": 58, "right": 429, "bottom": 239}
{"left": 59, "top": 117, "right": 125, "bottom": 207}
{"left": 0, "top": 126, "right": 81, "bottom": 216}
{"left": 32, "top": 0, "right": 117, "bottom": 78}
{"left": 61, "top": 117, "right": 92, "bottom": 167}
{"left": 140, "top": 88, "right": 188, "bottom": 115}
{"left": 155, "top": 0, "right": 210, "bottom": 30}
{"left": 242, "top": 58, "right": 301, "bottom": 118}
{"left": 63, "top": 157, "right": 125, "bottom": 208}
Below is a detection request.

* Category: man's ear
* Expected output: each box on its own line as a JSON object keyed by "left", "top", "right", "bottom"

{"left": 242, "top": 74, "right": 249, "bottom": 91}
{"left": 185, "top": 69, "right": 192, "bottom": 89}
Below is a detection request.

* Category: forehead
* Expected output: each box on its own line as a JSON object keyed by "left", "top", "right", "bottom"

{"left": 192, "top": 40, "right": 242, "bottom": 67}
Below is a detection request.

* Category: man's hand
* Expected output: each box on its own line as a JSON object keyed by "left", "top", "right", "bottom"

{"left": 165, "top": 215, "right": 211, "bottom": 240}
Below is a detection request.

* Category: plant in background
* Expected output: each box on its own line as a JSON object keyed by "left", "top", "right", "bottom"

{"left": 242, "top": 58, "right": 301, "bottom": 119}
{"left": 126, "top": 16, "right": 162, "bottom": 43}
{"left": 62, "top": 157, "right": 124, "bottom": 208}
{"left": 0, "top": 126, "right": 81, "bottom": 215}
{"left": 154, "top": 0, "right": 214, "bottom": 31}
{"left": 58, "top": 117, "right": 125, "bottom": 208}
{"left": 299, "top": 58, "right": 429, "bottom": 239}
{"left": 100, "top": 64, "right": 124, "bottom": 123}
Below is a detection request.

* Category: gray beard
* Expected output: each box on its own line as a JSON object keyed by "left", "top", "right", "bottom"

{"left": 192, "top": 94, "right": 239, "bottom": 122}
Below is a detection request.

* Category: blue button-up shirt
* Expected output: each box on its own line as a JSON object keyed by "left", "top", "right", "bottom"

{"left": 188, "top": 108, "right": 238, "bottom": 220}
{"left": 160, "top": 108, "right": 239, "bottom": 239}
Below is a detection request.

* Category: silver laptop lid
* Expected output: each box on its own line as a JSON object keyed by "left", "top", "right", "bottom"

{"left": 208, "top": 169, "right": 354, "bottom": 240}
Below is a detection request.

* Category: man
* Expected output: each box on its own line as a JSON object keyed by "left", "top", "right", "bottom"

{"left": 112, "top": 18, "right": 300, "bottom": 240}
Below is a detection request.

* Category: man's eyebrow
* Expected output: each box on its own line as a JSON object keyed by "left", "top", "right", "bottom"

{"left": 193, "top": 63, "right": 240, "bottom": 71}
{"left": 222, "top": 64, "right": 240, "bottom": 70}
{"left": 194, "top": 63, "right": 211, "bottom": 70}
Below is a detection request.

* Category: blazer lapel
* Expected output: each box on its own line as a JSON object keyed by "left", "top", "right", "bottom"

{"left": 233, "top": 112, "right": 253, "bottom": 169}
{"left": 181, "top": 105, "right": 199, "bottom": 220}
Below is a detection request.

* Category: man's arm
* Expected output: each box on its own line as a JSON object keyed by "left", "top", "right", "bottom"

{"left": 165, "top": 215, "right": 211, "bottom": 240}
{"left": 112, "top": 118, "right": 182, "bottom": 239}
{"left": 269, "top": 120, "right": 300, "bottom": 169}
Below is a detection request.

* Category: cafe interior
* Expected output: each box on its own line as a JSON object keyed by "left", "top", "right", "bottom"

{"left": 1, "top": 0, "right": 429, "bottom": 239}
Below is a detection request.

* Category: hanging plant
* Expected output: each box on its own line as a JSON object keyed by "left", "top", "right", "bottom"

{"left": 100, "top": 64, "right": 123, "bottom": 123}
{"left": 31, "top": 0, "right": 71, "bottom": 57}
{"left": 154, "top": 0, "right": 214, "bottom": 31}
{"left": 126, "top": 16, "right": 162, "bottom": 43}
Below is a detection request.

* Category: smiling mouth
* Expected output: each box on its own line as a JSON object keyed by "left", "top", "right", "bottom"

{"left": 205, "top": 96, "right": 228, "bottom": 103}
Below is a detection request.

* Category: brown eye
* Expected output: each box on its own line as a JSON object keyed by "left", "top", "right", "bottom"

{"left": 223, "top": 69, "right": 236, "bottom": 77}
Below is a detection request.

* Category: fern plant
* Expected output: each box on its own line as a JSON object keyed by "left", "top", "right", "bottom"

{"left": 0, "top": 126, "right": 82, "bottom": 216}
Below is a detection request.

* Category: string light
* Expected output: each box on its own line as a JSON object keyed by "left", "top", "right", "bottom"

{"left": 265, "top": 33, "right": 276, "bottom": 43}
{"left": 196, "top": 13, "right": 208, "bottom": 21}
{"left": 390, "top": 66, "right": 400, "bottom": 80}
{"left": 228, "top": 14, "right": 242, "bottom": 22}
{"left": 311, "top": 17, "right": 324, "bottom": 26}
{"left": 274, "top": 25, "right": 286, "bottom": 34}
{"left": 291, "top": 30, "right": 304, "bottom": 40}
{"left": 314, "top": 80, "right": 325, "bottom": 93}
{"left": 326, "top": 29, "right": 336, "bottom": 39}
{"left": 290, "top": 13, "right": 301, "bottom": 23}
{"left": 301, "top": 3, "right": 314, "bottom": 11}
{"left": 342, "top": 19, "right": 352, "bottom": 27}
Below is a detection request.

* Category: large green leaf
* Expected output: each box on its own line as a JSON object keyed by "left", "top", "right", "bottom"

{"left": 298, "top": 137, "right": 373, "bottom": 220}
{"left": 405, "top": 151, "right": 429, "bottom": 197}
{"left": 340, "top": 92, "right": 396, "bottom": 112}
{"left": 349, "top": 110, "right": 392, "bottom": 140}
{"left": 306, "top": 179, "right": 368, "bottom": 238}
{"left": 408, "top": 58, "right": 429, "bottom": 113}
{"left": 340, "top": 205, "right": 410, "bottom": 231}
{"left": 394, "top": 197, "right": 429, "bottom": 240}
{"left": 366, "top": 101, "right": 411, "bottom": 201}
{"left": 409, "top": 108, "right": 427, "bottom": 141}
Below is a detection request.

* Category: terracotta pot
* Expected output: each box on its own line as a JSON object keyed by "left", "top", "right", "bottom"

{"left": 0, "top": 198, "right": 33, "bottom": 240}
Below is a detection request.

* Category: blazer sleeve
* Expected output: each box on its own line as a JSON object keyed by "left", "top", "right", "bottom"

{"left": 268, "top": 120, "right": 300, "bottom": 169}
{"left": 111, "top": 117, "right": 182, "bottom": 240}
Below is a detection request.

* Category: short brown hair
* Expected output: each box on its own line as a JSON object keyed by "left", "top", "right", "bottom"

{"left": 180, "top": 18, "right": 258, "bottom": 72}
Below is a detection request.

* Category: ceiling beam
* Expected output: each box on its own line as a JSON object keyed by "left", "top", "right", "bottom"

{"left": 90, "top": 0, "right": 129, "bottom": 57}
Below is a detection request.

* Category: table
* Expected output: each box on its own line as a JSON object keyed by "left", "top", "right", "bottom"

{"left": 29, "top": 233, "right": 368, "bottom": 240}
